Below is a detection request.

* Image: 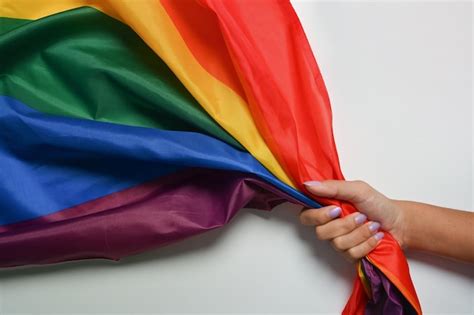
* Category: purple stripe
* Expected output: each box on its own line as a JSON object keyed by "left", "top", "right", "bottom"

{"left": 362, "top": 258, "right": 417, "bottom": 315}
{"left": 0, "top": 168, "right": 303, "bottom": 267}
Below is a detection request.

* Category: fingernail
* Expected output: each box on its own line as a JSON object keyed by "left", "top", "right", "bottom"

{"left": 374, "top": 232, "right": 385, "bottom": 241}
{"left": 328, "top": 207, "right": 341, "bottom": 218}
{"left": 354, "top": 214, "right": 367, "bottom": 225}
{"left": 368, "top": 222, "right": 381, "bottom": 232}
{"left": 304, "top": 181, "right": 321, "bottom": 187}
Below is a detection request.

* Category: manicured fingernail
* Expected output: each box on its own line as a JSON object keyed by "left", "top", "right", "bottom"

{"left": 354, "top": 214, "right": 367, "bottom": 225}
{"left": 304, "top": 181, "right": 321, "bottom": 187}
{"left": 368, "top": 222, "right": 381, "bottom": 232}
{"left": 328, "top": 207, "right": 341, "bottom": 218}
{"left": 374, "top": 232, "right": 385, "bottom": 241}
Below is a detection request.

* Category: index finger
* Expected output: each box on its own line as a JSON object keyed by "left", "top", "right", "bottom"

{"left": 303, "top": 180, "right": 373, "bottom": 204}
{"left": 299, "top": 205, "right": 342, "bottom": 226}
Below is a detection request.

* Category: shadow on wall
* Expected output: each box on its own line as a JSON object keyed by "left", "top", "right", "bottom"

{"left": 0, "top": 202, "right": 472, "bottom": 283}
{"left": 405, "top": 251, "right": 474, "bottom": 279}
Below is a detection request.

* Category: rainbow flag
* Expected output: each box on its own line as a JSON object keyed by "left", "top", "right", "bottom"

{"left": 0, "top": 1, "right": 421, "bottom": 314}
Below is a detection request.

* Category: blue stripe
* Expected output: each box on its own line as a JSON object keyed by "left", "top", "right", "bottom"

{"left": 0, "top": 96, "right": 319, "bottom": 225}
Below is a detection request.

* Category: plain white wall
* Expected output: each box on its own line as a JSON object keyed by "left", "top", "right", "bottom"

{"left": 0, "top": 1, "right": 472, "bottom": 314}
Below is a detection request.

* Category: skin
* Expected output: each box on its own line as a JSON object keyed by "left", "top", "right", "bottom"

{"left": 299, "top": 180, "right": 474, "bottom": 263}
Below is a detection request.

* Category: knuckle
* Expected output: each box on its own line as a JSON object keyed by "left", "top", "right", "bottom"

{"left": 299, "top": 209, "right": 318, "bottom": 226}
{"left": 341, "top": 215, "right": 357, "bottom": 232}
{"left": 352, "top": 180, "right": 365, "bottom": 186}
{"left": 363, "top": 224, "right": 375, "bottom": 238}
{"left": 353, "top": 180, "right": 369, "bottom": 190}
{"left": 353, "top": 180, "right": 374, "bottom": 200}
{"left": 314, "top": 226, "right": 326, "bottom": 240}
{"left": 312, "top": 213, "right": 325, "bottom": 226}
{"left": 346, "top": 247, "right": 360, "bottom": 260}
{"left": 367, "top": 236, "right": 379, "bottom": 248}
{"left": 299, "top": 212, "right": 309, "bottom": 225}
{"left": 331, "top": 237, "right": 345, "bottom": 251}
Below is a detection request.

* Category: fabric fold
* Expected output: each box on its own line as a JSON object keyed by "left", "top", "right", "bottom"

{"left": 0, "top": 95, "right": 318, "bottom": 225}
{"left": 174, "top": 1, "right": 421, "bottom": 313}
{"left": 0, "top": 168, "right": 299, "bottom": 268}
{"left": 0, "top": 2, "right": 421, "bottom": 314}
{"left": 0, "top": 0, "right": 296, "bottom": 188}
{"left": 0, "top": 8, "right": 242, "bottom": 149}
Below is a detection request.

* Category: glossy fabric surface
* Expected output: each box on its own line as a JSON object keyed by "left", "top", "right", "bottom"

{"left": 362, "top": 259, "right": 416, "bottom": 315}
{"left": 170, "top": 1, "right": 421, "bottom": 313}
{"left": 0, "top": 0, "right": 294, "bottom": 188}
{"left": 0, "top": 8, "right": 242, "bottom": 149}
{"left": 0, "top": 168, "right": 303, "bottom": 268}
{"left": 0, "top": 2, "right": 420, "bottom": 314}
{"left": 0, "top": 96, "right": 319, "bottom": 225}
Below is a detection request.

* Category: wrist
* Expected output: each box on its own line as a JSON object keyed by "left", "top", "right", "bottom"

{"left": 390, "top": 199, "right": 413, "bottom": 249}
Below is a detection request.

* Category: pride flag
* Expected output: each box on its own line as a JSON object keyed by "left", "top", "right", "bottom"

{"left": 0, "top": 1, "right": 421, "bottom": 314}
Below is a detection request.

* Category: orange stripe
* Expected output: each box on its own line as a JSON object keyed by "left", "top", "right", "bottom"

{"left": 0, "top": 0, "right": 295, "bottom": 188}
{"left": 161, "top": 0, "right": 247, "bottom": 100}
{"left": 367, "top": 255, "right": 422, "bottom": 314}
{"left": 357, "top": 261, "right": 372, "bottom": 299}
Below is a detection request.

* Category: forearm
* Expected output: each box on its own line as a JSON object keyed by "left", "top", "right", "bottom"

{"left": 395, "top": 200, "right": 474, "bottom": 262}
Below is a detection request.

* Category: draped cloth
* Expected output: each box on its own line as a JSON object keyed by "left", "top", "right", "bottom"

{"left": 0, "top": 1, "right": 420, "bottom": 314}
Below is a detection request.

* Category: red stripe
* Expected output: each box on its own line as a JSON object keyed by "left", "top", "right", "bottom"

{"left": 161, "top": 1, "right": 421, "bottom": 313}
{"left": 343, "top": 277, "right": 367, "bottom": 315}
{"left": 161, "top": 0, "right": 247, "bottom": 100}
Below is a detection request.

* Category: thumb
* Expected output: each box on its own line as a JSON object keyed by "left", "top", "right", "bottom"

{"left": 303, "top": 180, "right": 372, "bottom": 204}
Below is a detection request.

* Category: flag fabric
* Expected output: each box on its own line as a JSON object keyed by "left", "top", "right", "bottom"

{"left": 0, "top": 1, "right": 420, "bottom": 314}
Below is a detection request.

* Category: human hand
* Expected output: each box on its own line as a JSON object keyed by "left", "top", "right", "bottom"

{"left": 299, "top": 180, "right": 406, "bottom": 262}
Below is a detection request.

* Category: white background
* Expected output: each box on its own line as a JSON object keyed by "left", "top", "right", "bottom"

{"left": 0, "top": 1, "right": 472, "bottom": 314}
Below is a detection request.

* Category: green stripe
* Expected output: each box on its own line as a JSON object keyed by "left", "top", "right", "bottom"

{"left": 0, "top": 7, "right": 243, "bottom": 150}
{"left": 0, "top": 16, "right": 29, "bottom": 35}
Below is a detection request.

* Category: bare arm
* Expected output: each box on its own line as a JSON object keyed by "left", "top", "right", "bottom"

{"left": 299, "top": 180, "right": 474, "bottom": 263}
{"left": 397, "top": 200, "right": 474, "bottom": 262}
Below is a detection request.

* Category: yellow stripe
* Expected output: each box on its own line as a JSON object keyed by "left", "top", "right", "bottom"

{"left": 357, "top": 260, "right": 372, "bottom": 300}
{"left": 1, "top": 0, "right": 295, "bottom": 188}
